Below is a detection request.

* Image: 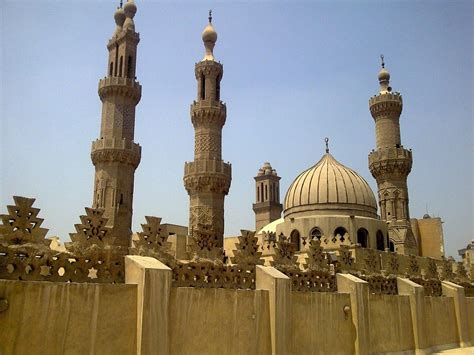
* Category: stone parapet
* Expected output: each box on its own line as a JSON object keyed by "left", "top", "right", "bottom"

{"left": 98, "top": 77, "right": 142, "bottom": 104}
{"left": 194, "top": 59, "right": 223, "bottom": 78}
{"left": 183, "top": 160, "right": 231, "bottom": 194}
{"left": 369, "top": 92, "right": 403, "bottom": 118}
{"left": 190, "top": 100, "right": 226, "bottom": 127}
{"left": 369, "top": 147, "right": 412, "bottom": 178}
{"left": 91, "top": 138, "right": 141, "bottom": 168}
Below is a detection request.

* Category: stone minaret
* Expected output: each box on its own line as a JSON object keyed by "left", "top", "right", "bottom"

{"left": 90, "top": 0, "right": 141, "bottom": 248}
{"left": 253, "top": 162, "right": 282, "bottom": 231}
{"left": 368, "top": 57, "right": 416, "bottom": 255}
{"left": 184, "top": 12, "right": 231, "bottom": 250}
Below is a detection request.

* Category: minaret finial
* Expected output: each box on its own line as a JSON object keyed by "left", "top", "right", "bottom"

{"left": 119, "top": 0, "right": 123, "bottom": 8}
{"left": 209, "top": 9, "right": 212, "bottom": 23}
{"left": 325, "top": 137, "right": 329, "bottom": 153}
{"left": 380, "top": 54, "right": 385, "bottom": 68}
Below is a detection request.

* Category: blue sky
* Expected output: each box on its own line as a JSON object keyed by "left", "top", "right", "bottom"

{"left": 1, "top": 0, "right": 472, "bottom": 258}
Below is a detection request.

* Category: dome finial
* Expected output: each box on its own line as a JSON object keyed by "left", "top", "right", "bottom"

{"left": 201, "top": 10, "right": 217, "bottom": 61}
{"left": 325, "top": 137, "right": 329, "bottom": 154}
{"left": 119, "top": 0, "right": 123, "bottom": 8}
{"left": 377, "top": 54, "right": 391, "bottom": 93}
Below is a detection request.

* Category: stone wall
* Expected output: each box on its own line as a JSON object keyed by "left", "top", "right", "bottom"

{"left": 290, "top": 292, "right": 355, "bottom": 354}
{"left": 169, "top": 288, "right": 271, "bottom": 355}
{"left": 467, "top": 297, "right": 474, "bottom": 342}
{"left": 0, "top": 280, "right": 137, "bottom": 354}
{"left": 424, "top": 296, "right": 459, "bottom": 349}
{"left": 368, "top": 294, "right": 415, "bottom": 353}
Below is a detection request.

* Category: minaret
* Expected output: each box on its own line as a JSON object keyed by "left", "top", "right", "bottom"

{"left": 253, "top": 162, "right": 282, "bottom": 232}
{"left": 90, "top": 0, "right": 141, "bottom": 248}
{"left": 183, "top": 11, "right": 231, "bottom": 250}
{"left": 368, "top": 56, "right": 416, "bottom": 255}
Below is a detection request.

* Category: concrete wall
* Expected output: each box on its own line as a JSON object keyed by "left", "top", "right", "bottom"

{"left": 290, "top": 291, "right": 355, "bottom": 354}
{"left": 368, "top": 294, "right": 415, "bottom": 353}
{"left": 169, "top": 287, "right": 271, "bottom": 355}
{"left": 0, "top": 280, "right": 137, "bottom": 355}
{"left": 424, "top": 296, "right": 458, "bottom": 348}
{"left": 466, "top": 297, "right": 474, "bottom": 342}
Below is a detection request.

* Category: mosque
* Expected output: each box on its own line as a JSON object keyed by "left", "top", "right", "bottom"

{"left": 2, "top": 2, "right": 474, "bottom": 354}
{"left": 88, "top": 1, "right": 444, "bottom": 261}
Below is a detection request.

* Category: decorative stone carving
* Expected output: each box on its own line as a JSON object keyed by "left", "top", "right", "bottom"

{"left": 67, "top": 207, "right": 118, "bottom": 253}
{"left": 230, "top": 230, "right": 263, "bottom": 266}
{"left": 337, "top": 245, "right": 354, "bottom": 273}
{"left": 132, "top": 216, "right": 175, "bottom": 266}
{"left": 424, "top": 258, "right": 439, "bottom": 280}
{"left": 303, "top": 239, "right": 329, "bottom": 272}
{"left": 406, "top": 255, "right": 421, "bottom": 278}
{"left": 0, "top": 196, "right": 49, "bottom": 247}
{"left": 270, "top": 233, "right": 298, "bottom": 271}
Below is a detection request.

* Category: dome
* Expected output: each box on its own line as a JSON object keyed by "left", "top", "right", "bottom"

{"left": 284, "top": 153, "right": 378, "bottom": 218}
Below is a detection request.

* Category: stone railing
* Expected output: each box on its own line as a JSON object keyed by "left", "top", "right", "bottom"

{"left": 284, "top": 269, "right": 336, "bottom": 292}
{"left": 0, "top": 196, "right": 125, "bottom": 284}
{"left": 91, "top": 137, "right": 141, "bottom": 153}
{"left": 184, "top": 159, "right": 231, "bottom": 176}
{"left": 172, "top": 262, "right": 255, "bottom": 290}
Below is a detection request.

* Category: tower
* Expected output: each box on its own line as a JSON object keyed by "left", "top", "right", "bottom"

{"left": 183, "top": 12, "right": 231, "bottom": 250}
{"left": 253, "top": 162, "right": 282, "bottom": 231}
{"left": 90, "top": 0, "right": 141, "bottom": 248}
{"left": 368, "top": 57, "right": 416, "bottom": 255}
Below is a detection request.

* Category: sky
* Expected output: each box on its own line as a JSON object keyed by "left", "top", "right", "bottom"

{"left": 1, "top": 0, "right": 472, "bottom": 258}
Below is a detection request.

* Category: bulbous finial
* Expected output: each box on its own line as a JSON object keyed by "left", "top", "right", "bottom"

{"left": 378, "top": 54, "right": 391, "bottom": 93}
{"left": 325, "top": 137, "right": 329, "bottom": 153}
{"left": 202, "top": 10, "right": 217, "bottom": 61}
{"left": 113, "top": 6, "right": 126, "bottom": 35}
{"left": 123, "top": 0, "right": 137, "bottom": 31}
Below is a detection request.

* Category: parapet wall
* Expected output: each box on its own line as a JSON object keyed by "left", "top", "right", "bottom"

{"left": 0, "top": 280, "right": 137, "bottom": 354}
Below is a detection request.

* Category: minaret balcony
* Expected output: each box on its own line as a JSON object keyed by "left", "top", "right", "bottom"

{"left": 190, "top": 100, "right": 227, "bottom": 127}
{"left": 98, "top": 77, "right": 142, "bottom": 103}
{"left": 369, "top": 92, "right": 403, "bottom": 118}
{"left": 184, "top": 159, "right": 231, "bottom": 177}
{"left": 369, "top": 147, "right": 412, "bottom": 178}
{"left": 91, "top": 138, "right": 141, "bottom": 168}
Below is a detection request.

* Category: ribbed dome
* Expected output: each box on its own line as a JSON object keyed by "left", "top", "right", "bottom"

{"left": 284, "top": 153, "right": 378, "bottom": 218}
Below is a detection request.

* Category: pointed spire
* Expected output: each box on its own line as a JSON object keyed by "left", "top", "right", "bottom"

{"left": 378, "top": 54, "right": 391, "bottom": 93}
{"left": 202, "top": 10, "right": 218, "bottom": 61}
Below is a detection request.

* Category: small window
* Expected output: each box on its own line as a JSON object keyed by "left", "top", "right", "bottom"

{"left": 109, "top": 62, "right": 114, "bottom": 76}
{"left": 200, "top": 74, "right": 205, "bottom": 100}
{"left": 119, "top": 193, "right": 123, "bottom": 205}
{"left": 290, "top": 230, "right": 300, "bottom": 251}
{"left": 119, "top": 56, "right": 123, "bottom": 77}
{"left": 357, "top": 228, "right": 368, "bottom": 248}
{"left": 127, "top": 56, "right": 133, "bottom": 78}
{"left": 389, "top": 241, "right": 395, "bottom": 252}
{"left": 334, "top": 227, "right": 348, "bottom": 242}
{"left": 216, "top": 75, "right": 220, "bottom": 100}
{"left": 376, "top": 230, "right": 384, "bottom": 251}
{"left": 310, "top": 227, "right": 322, "bottom": 240}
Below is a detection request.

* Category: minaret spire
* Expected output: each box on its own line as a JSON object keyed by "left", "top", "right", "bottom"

{"left": 368, "top": 59, "right": 416, "bottom": 255}
{"left": 90, "top": 3, "right": 142, "bottom": 248}
{"left": 325, "top": 137, "right": 329, "bottom": 154}
{"left": 184, "top": 14, "right": 231, "bottom": 256}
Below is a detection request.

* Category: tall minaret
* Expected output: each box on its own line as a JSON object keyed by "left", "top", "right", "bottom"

{"left": 368, "top": 56, "right": 416, "bottom": 255}
{"left": 184, "top": 11, "right": 231, "bottom": 251}
{"left": 90, "top": 0, "right": 141, "bottom": 248}
{"left": 253, "top": 162, "right": 282, "bottom": 232}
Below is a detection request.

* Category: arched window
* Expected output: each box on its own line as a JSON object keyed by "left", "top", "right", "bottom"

{"left": 109, "top": 62, "right": 114, "bottom": 76}
{"left": 119, "top": 56, "right": 123, "bottom": 77}
{"left": 389, "top": 241, "right": 395, "bottom": 252}
{"left": 200, "top": 74, "right": 205, "bottom": 100}
{"left": 216, "top": 75, "right": 220, "bottom": 100}
{"left": 290, "top": 230, "right": 300, "bottom": 251}
{"left": 310, "top": 227, "right": 322, "bottom": 240}
{"left": 357, "top": 228, "right": 368, "bottom": 248}
{"left": 127, "top": 56, "right": 133, "bottom": 78}
{"left": 119, "top": 193, "right": 124, "bottom": 205}
{"left": 376, "top": 230, "right": 385, "bottom": 251}
{"left": 256, "top": 186, "right": 260, "bottom": 202}
{"left": 265, "top": 185, "right": 268, "bottom": 201}
{"left": 334, "top": 227, "right": 347, "bottom": 242}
